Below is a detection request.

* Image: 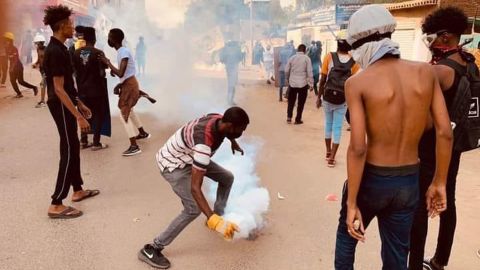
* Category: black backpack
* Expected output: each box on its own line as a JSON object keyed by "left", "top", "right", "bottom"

{"left": 438, "top": 58, "right": 480, "bottom": 152}
{"left": 324, "top": 52, "right": 354, "bottom": 104}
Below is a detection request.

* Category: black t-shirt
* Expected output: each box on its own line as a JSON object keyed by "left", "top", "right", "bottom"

{"left": 418, "top": 61, "right": 466, "bottom": 165}
{"left": 43, "top": 37, "right": 77, "bottom": 104}
{"left": 73, "top": 46, "right": 108, "bottom": 98}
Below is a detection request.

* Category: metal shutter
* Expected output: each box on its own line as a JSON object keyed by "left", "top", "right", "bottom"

{"left": 392, "top": 21, "right": 416, "bottom": 61}
{"left": 392, "top": 29, "right": 415, "bottom": 60}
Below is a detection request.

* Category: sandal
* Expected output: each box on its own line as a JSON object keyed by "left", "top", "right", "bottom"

{"left": 91, "top": 143, "right": 108, "bottom": 151}
{"left": 325, "top": 152, "right": 331, "bottom": 161}
{"left": 327, "top": 159, "right": 336, "bottom": 168}
{"left": 72, "top": 189, "right": 100, "bottom": 202}
{"left": 48, "top": 206, "right": 83, "bottom": 219}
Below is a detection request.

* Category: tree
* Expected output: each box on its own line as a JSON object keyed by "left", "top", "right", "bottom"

{"left": 267, "top": 0, "right": 295, "bottom": 37}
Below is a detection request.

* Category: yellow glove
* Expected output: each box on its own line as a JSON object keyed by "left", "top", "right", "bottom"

{"left": 207, "top": 214, "right": 240, "bottom": 240}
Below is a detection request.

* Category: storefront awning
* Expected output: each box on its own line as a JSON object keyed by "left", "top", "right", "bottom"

{"left": 385, "top": 0, "right": 438, "bottom": 11}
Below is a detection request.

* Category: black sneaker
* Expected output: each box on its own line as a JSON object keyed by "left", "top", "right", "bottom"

{"left": 138, "top": 244, "right": 171, "bottom": 269}
{"left": 35, "top": 101, "right": 46, "bottom": 108}
{"left": 136, "top": 132, "right": 151, "bottom": 140}
{"left": 423, "top": 258, "right": 444, "bottom": 270}
{"left": 122, "top": 145, "right": 142, "bottom": 156}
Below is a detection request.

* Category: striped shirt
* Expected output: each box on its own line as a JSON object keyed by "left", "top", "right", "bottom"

{"left": 156, "top": 114, "right": 225, "bottom": 172}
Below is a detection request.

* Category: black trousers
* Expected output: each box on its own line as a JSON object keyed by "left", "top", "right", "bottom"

{"left": 80, "top": 96, "right": 108, "bottom": 146}
{"left": 409, "top": 150, "right": 462, "bottom": 269}
{"left": 48, "top": 99, "right": 83, "bottom": 205}
{"left": 9, "top": 64, "right": 36, "bottom": 95}
{"left": 0, "top": 56, "right": 7, "bottom": 84}
{"left": 313, "top": 73, "right": 319, "bottom": 95}
{"left": 287, "top": 85, "right": 308, "bottom": 121}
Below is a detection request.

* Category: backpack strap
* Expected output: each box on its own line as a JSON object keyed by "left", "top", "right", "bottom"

{"left": 437, "top": 58, "right": 467, "bottom": 76}
{"left": 345, "top": 57, "right": 355, "bottom": 69}
{"left": 331, "top": 52, "right": 341, "bottom": 67}
{"left": 331, "top": 52, "right": 354, "bottom": 69}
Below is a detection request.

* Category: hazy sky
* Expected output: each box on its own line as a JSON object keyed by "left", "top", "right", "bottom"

{"left": 280, "top": 0, "right": 296, "bottom": 8}
{"left": 145, "top": 0, "right": 189, "bottom": 28}
{"left": 145, "top": 0, "right": 295, "bottom": 28}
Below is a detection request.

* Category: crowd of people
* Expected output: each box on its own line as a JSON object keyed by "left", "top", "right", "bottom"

{"left": 214, "top": 4, "right": 479, "bottom": 270}
{"left": 1, "top": 2, "right": 479, "bottom": 270}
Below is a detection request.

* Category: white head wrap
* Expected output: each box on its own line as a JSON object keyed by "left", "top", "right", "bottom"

{"left": 347, "top": 5, "right": 400, "bottom": 69}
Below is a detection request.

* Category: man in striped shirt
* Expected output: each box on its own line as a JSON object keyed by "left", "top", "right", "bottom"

{"left": 138, "top": 107, "right": 250, "bottom": 269}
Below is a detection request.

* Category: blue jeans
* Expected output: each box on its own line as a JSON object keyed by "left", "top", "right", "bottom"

{"left": 335, "top": 163, "right": 420, "bottom": 270}
{"left": 226, "top": 65, "right": 239, "bottom": 104}
{"left": 323, "top": 100, "right": 347, "bottom": 144}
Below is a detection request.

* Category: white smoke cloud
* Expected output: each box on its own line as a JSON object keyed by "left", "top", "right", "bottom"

{"left": 95, "top": 1, "right": 271, "bottom": 239}
{"left": 205, "top": 139, "right": 270, "bottom": 239}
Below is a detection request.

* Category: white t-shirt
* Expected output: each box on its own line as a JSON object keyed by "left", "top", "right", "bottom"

{"left": 263, "top": 49, "right": 274, "bottom": 62}
{"left": 117, "top": 47, "right": 136, "bottom": 83}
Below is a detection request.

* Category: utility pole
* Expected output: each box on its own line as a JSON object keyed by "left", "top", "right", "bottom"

{"left": 250, "top": 0, "right": 254, "bottom": 64}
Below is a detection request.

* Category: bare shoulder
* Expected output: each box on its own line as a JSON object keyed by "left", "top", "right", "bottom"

{"left": 432, "top": 63, "right": 453, "bottom": 77}
{"left": 345, "top": 72, "right": 364, "bottom": 94}
{"left": 400, "top": 59, "right": 436, "bottom": 78}
{"left": 401, "top": 59, "right": 432, "bottom": 70}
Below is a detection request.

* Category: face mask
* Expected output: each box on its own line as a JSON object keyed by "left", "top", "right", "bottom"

{"left": 351, "top": 45, "right": 373, "bottom": 70}
{"left": 429, "top": 45, "right": 458, "bottom": 64}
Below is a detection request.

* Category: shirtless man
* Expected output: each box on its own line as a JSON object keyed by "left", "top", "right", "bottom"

{"left": 334, "top": 5, "right": 453, "bottom": 270}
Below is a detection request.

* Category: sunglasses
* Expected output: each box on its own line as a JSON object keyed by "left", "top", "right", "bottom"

{"left": 422, "top": 30, "right": 448, "bottom": 47}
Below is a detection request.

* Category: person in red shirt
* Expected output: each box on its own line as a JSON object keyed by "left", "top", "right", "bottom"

{"left": 3, "top": 32, "right": 37, "bottom": 98}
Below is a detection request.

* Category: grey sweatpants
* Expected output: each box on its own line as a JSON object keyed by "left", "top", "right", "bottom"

{"left": 153, "top": 162, "right": 234, "bottom": 249}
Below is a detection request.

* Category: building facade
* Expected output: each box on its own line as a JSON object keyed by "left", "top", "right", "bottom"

{"left": 287, "top": 0, "right": 480, "bottom": 62}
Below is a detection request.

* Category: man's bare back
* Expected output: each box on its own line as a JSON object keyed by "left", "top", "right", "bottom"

{"left": 346, "top": 57, "right": 449, "bottom": 166}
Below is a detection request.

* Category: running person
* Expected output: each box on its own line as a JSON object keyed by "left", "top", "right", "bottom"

{"left": 334, "top": 5, "right": 453, "bottom": 269}
{"left": 99, "top": 28, "right": 150, "bottom": 156}
{"left": 3, "top": 32, "right": 38, "bottom": 98}
{"left": 138, "top": 107, "right": 249, "bottom": 269}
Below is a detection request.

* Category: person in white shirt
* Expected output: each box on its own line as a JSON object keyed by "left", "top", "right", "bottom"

{"left": 285, "top": 44, "right": 314, "bottom": 124}
{"left": 100, "top": 28, "right": 150, "bottom": 156}
{"left": 263, "top": 44, "right": 274, "bottom": 84}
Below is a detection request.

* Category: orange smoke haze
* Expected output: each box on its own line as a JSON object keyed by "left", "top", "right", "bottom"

{"left": 0, "top": 1, "right": 11, "bottom": 34}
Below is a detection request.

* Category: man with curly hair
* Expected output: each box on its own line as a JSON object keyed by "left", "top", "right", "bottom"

{"left": 43, "top": 5, "right": 100, "bottom": 219}
{"left": 409, "top": 7, "right": 480, "bottom": 270}
{"left": 334, "top": 5, "right": 452, "bottom": 270}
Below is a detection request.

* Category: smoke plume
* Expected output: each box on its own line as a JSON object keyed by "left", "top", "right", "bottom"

{"left": 205, "top": 139, "right": 270, "bottom": 239}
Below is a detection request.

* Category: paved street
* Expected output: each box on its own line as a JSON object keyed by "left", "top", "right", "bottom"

{"left": 0, "top": 67, "right": 479, "bottom": 270}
